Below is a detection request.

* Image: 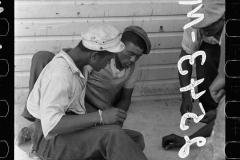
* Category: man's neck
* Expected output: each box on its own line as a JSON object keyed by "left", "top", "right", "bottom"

{"left": 67, "top": 48, "right": 87, "bottom": 72}
{"left": 115, "top": 55, "right": 124, "bottom": 71}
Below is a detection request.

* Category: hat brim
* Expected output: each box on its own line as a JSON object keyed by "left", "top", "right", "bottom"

{"left": 190, "top": 2, "right": 225, "bottom": 29}
{"left": 124, "top": 26, "right": 151, "bottom": 54}
{"left": 105, "top": 41, "right": 125, "bottom": 53}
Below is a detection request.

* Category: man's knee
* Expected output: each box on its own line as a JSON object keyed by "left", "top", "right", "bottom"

{"left": 105, "top": 126, "right": 145, "bottom": 150}
{"left": 104, "top": 125, "right": 128, "bottom": 142}
{"left": 107, "top": 125, "right": 124, "bottom": 135}
{"left": 124, "top": 129, "right": 145, "bottom": 150}
{"left": 32, "top": 51, "right": 55, "bottom": 64}
{"left": 135, "top": 132, "right": 145, "bottom": 151}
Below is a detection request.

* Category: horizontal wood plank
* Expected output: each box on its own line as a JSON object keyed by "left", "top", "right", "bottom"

{"left": 14, "top": 0, "right": 193, "bottom": 105}
{"left": 15, "top": 49, "right": 181, "bottom": 72}
{"left": 132, "top": 79, "right": 180, "bottom": 96}
{"left": 139, "top": 49, "right": 181, "bottom": 66}
{"left": 131, "top": 93, "right": 182, "bottom": 102}
{"left": 138, "top": 65, "right": 196, "bottom": 81}
{"left": 15, "top": 90, "right": 182, "bottom": 105}
{"left": 15, "top": 16, "right": 188, "bottom": 36}
{"left": 15, "top": 1, "right": 191, "bottom": 18}
{"left": 15, "top": 55, "right": 33, "bottom": 72}
{"left": 15, "top": 32, "right": 183, "bottom": 55}
{"left": 15, "top": 82, "right": 182, "bottom": 105}
{"left": 15, "top": 88, "right": 28, "bottom": 105}
{"left": 15, "top": 65, "right": 196, "bottom": 88}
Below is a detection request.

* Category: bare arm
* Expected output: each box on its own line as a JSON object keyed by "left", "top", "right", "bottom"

{"left": 179, "top": 48, "right": 193, "bottom": 100}
{"left": 178, "top": 48, "right": 194, "bottom": 115}
{"left": 189, "top": 119, "right": 215, "bottom": 139}
{"left": 114, "top": 88, "right": 134, "bottom": 112}
{"left": 50, "top": 108, "right": 127, "bottom": 135}
{"left": 162, "top": 120, "right": 215, "bottom": 150}
{"left": 49, "top": 112, "right": 99, "bottom": 135}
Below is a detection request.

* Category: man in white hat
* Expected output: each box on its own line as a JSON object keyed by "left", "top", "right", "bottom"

{"left": 23, "top": 24, "right": 148, "bottom": 160}
{"left": 179, "top": 0, "right": 225, "bottom": 123}
{"left": 18, "top": 26, "right": 151, "bottom": 154}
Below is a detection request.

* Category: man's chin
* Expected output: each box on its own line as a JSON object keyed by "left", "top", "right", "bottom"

{"left": 123, "top": 64, "right": 131, "bottom": 68}
{"left": 94, "top": 67, "right": 102, "bottom": 72}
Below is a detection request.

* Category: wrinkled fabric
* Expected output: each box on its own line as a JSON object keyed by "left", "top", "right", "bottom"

{"left": 32, "top": 119, "right": 147, "bottom": 160}
{"left": 86, "top": 58, "right": 138, "bottom": 110}
{"left": 21, "top": 51, "right": 55, "bottom": 122}
{"left": 27, "top": 50, "right": 89, "bottom": 139}
{"left": 182, "top": 27, "right": 219, "bottom": 55}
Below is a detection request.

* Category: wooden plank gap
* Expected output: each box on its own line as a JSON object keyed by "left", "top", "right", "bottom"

{"left": 140, "top": 64, "right": 177, "bottom": 69}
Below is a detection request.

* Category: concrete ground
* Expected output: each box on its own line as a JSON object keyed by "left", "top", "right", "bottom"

{"left": 15, "top": 99, "right": 206, "bottom": 160}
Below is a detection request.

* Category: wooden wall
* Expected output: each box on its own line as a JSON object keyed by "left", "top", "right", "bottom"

{"left": 15, "top": 0, "right": 194, "bottom": 105}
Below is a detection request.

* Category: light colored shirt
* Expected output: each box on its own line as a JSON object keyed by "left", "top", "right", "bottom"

{"left": 109, "top": 57, "right": 139, "bottom": 88}
{"left": 182, "top": 27, "right": 219, "bottom": 55}
{"left": 27, "top": 50, "right": 91, "bottom": 139}
{"left": 110, "top": 58, "right": 126, "bottom": 78}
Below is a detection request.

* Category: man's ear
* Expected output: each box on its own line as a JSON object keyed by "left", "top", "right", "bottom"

{"left": 90, "top": 51, "right": 99, "bottom": 60}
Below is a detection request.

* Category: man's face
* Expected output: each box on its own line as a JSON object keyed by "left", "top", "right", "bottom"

{"left": 199, "top": 17, "right": 224, "bottom": 37}
{"left": 92, "top": 52, "right": 115, "bottom": 72}
{"left": 117, "top": 42, "right": 143, "bottom": 68}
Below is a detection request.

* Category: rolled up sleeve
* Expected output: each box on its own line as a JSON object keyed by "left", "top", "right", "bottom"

{"left": 181, "top": 27, "right": 202, "bottom": 55}
{"left": 40, "top": 76, "right": 70, "bottom": 140}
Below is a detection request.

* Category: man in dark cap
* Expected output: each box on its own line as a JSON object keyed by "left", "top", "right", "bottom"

{"left": 16, "top": 25, "right": 151, "bottom": 159}
{"left": 179, "top": 0, "right": 225, "bottom": 124}
{"left": 82, "top": 25, "right": 151, "bottom": 151}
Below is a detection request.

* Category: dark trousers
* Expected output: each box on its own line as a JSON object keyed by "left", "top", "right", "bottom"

{"left": 32, "top": 119, "right": 147, "bottom": 160}
{"left": 196, "top": 41, "right": 221, "bottom": 112}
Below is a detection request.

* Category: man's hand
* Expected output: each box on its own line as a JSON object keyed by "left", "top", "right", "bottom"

{"left": 200, "top": 109, "right": 217, "bottom": 124}
{"left": 102, "top": 108, "right": 127, "bottom": 126}
{"left": 180, "top": 99, "right": 193, "bottom": 116}
{"left": 210, "top": 88, "right": 225, "bottom": 103}
{"left": 162, "top": 134, "right": 185, "bottom": 150}
{"left": 209, "top": 75, "right": 225, "bottom": 103}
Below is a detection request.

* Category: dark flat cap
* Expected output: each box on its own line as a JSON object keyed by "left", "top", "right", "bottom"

{"left": 124, "top": 26, "right": 151, "bottom": 54}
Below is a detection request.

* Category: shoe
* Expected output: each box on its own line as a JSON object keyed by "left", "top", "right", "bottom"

{"left": 15, "top": 123, "right": 35, "bottom": 145}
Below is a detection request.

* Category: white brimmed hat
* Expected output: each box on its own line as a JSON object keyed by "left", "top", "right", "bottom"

{"left": 81, "top": 24, "right": 125, "bottom": 53}
{"left": 191, "top": 0, "right": 225, "bottom": 29}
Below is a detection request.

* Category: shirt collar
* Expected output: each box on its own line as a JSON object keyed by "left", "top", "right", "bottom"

{"left": 110, "top": 57, "right": 127, "bottom": 78}
{"left": 55, "top": 50, "right": 85, "bottom": 78}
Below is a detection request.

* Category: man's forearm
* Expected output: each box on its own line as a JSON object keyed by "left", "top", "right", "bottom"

{"left": 115, "top": 98, "right": 131, "bottom": 112}
{"left": 179, "top": 48, "right": 193, "bottom": 100}
{"left": 189, "top": 119, "right": 215, "bottom": 139}
{"left": 114, "top": 88, "right": 133, "bottom": 112}
{"left": 50, "top": 112, "right": 99, "bottom": 135}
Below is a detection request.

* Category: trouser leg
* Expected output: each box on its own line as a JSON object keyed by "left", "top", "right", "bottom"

{"left": 196, "top": 42, "right": 220, "bottom": 112}
{"left": 123, "top": 129, "right": 145, "bottom": 151}
{"left": 32, "top": 120, "right": 148, "bottom": 160}
{"left": 85, "top": 102, "right": 145, "bottom": 151}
